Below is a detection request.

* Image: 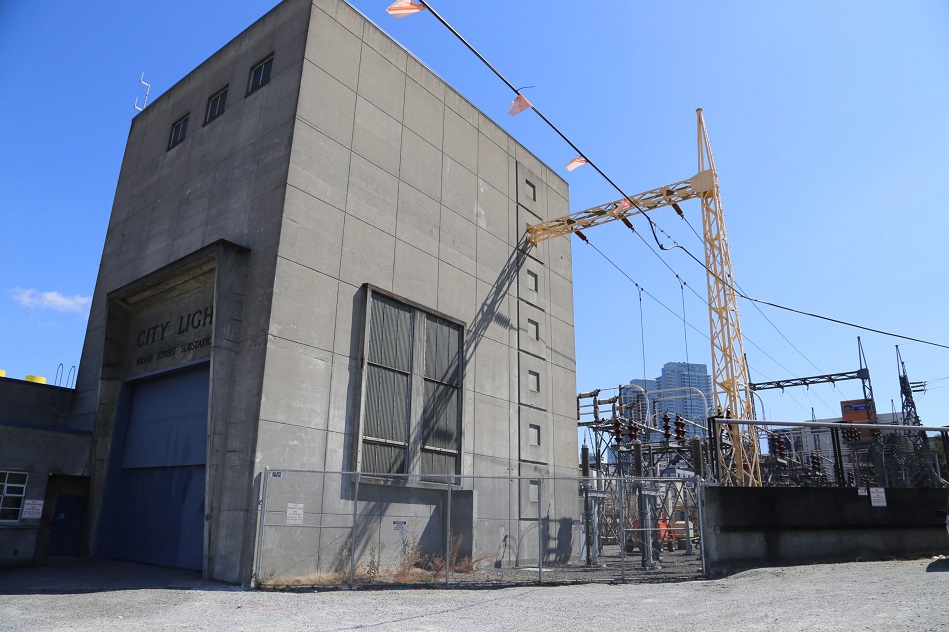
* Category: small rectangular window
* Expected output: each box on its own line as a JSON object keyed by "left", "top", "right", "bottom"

{"left": 525, "top": 180, "right": 536, "bottom": 202}
{"left": 528, "top": 423, "right": 541, "bottom": 446}
{"left": 205, "top": 87, "right": 228, "bottom": 124}
{"left": 168, "top": 115, "right": 189, "bottom": 149}
{"left": 247, "top": 55, "right": 274, "bottom": 95}
{"left": 526, "top": 270, "right": 538, "bottom": 293}
{"left": 529, "top": 480, "right": 539, "bottom": 502}
{"left": 0, "top": 471, "right": 28, "bottom": 521}
{"left": 528, "top": 370, "right": 540, "bottom": 393}
{"left": 527, "top": 318, "right": 539, "bottom": 341}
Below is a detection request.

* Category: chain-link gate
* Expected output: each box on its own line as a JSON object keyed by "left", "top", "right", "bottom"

{"left": 252, "top": 469, "right": 706, "bottom": 588}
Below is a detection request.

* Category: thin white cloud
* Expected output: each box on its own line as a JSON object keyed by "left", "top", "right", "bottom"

{"left": 11, "top": 287, "right": 91, "bottom": 313}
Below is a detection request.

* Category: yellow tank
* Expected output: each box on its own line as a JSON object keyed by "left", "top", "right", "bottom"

{"left": 25, "top": 375, "right": 47, "bottom": 384}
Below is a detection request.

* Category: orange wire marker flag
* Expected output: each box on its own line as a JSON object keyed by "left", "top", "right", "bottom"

{"left": 565, "top": 156, "right": 588, "bottom": 171}
{"left": 612, "top": 198, "right": 631, "bottom": 217}
{"left": 386, "top": 0, "right": 425, "bottom": 18}
{"left": 507, "top": 94, "right": 533, "bottom": 116}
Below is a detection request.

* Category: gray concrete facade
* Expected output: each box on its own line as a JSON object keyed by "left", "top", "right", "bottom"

{"left": 0, "top": 380, "right": 91, "bottom": 565}
{"left": 53, "top": 0, "right": 578, "bottom": 583}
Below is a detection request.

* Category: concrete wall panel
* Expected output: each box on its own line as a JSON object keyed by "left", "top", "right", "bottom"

{"left": 436, "top": 261, "right": 476, "bottom": 324}
{"left": 298, "top": 62, "right": 356, "bottom": 146}
{"left": 551, "top": 414, "right": 579, "bottom": 472}
{"left": 269, "top": 259, "right": 338, "bottom": 352}
{"left": 258, "top": 337, "right": 333, "bottom": 429}
{"left": 279, "top": 186, "right": 344, "bottom": 278}
{"left": 287, "top": 124, "right": 351, "bottom": 211}
{"left": 441, "top": 158, "right": 478, "bottom": 222}
{"left": 356, "top": 43, "right": 405, "bottom": 123}
{"left": 474, "top": 340, "right": 511, "bottom": 403}
{"left": 549, "top": 364, "right": 576, "bottom": 420}
{"left": 346, "top": 153, "right": 399, "bottom": 236}
{"left": 403, "top": 78, "right": 444, "bottom": 149}
{"left": 400, "top": 129, "right": 441, "bottom": 201}
{"left": 392, "top": 240, "right": 439, "bottom": 308}
{"left": 477, "top": 134, "right": 508, "bottom": 197}
{"left": 476, "top": 180, "right": 509, "bottom": 244}
{"left": 256, "top": 420, "right": 329, "bottom": 470}
{"left": 549, "top": 316, "right": 576, "bottom": 369}
{"left": 306, "top": 5, "right": 361, "bottom": 90}
{"left": 352, "top": 97, "right": 402, "bottom": 177}
{"left": 331, "top": 282, "right": 362, "bottom": 358}
{"left": 548, "top": 270, "right": 573, "bottom": 326}
{"left": 443, "top": 107, "right": 478, "bottom": 174}
{"left": 395, "top": 182, "right": 440, "bottom": 257}
{"left": 339, "top": 216, "right": 396, "bottom": 291}
{"left": 474, "top": 279, "right": 513, "bottom": 347}
{"left": 438, "top": 208, "right": 477, "bottom": 277}
{"left": 328, "top": 353, "right": 359, "bottom": 435}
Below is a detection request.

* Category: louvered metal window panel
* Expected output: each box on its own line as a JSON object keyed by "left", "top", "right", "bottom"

{"left": 369, "top": 294, "right": 412, "bottom": 372}
{"left": 420, "top": 450, "right": 457, "bottom": 478}
{"left": 360, "top": 287, "right": 463, "bottom": 477}
{"left": 362, "top": 443, "right": 406, "bottom": 475}
{"left": 365, "top": 365, "right": 409, "bottom": 443}
{"left": 421, "top": 380, "right": 458, "bottom": 450}
{"left": 424, "top": 314, "right": 460, "bottom": 385}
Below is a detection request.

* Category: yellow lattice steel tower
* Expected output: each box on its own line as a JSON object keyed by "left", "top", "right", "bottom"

{"left": 526, "top": 109, "right": 761, "bottom": 486}
{"left": 696, "top": 108, "right": 759, "bottom": 486}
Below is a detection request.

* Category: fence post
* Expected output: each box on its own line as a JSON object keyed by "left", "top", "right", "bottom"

{"left": 445, "top": 478, "right": 452, "bottom": 585}
{"left": 684, "top": 480, "right": 694, "bottom": 555}
{"left": 618, "top": 473, "right": 626, "bottom": 582}
{"left": 537, "top": 478, "right": 543, "bottom": 583}
{"left": 349, "top": 472, "right": 360, "bottom": 587}
{"left": 696, "top": 476, "right": 708, "bottom": 577}
{"left": 254, "top": 466, "right": 270, "bottom": 588}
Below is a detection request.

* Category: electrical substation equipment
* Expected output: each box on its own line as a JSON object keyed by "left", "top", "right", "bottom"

{"left": 662, "top": 412, "right": 672, "bottom": 440}
{"left": 627, "top": 421, "right": 638, "bottom": 443}
{"left": 528, "top": 110, "right": 760, "bottom": 485}
{"left": 674, "top": 414, "right": 687, "bottom": 442}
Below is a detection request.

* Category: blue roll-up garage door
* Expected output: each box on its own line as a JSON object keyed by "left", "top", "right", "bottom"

{"left": 111, "top": 365, "right": 208, "bottom": 570}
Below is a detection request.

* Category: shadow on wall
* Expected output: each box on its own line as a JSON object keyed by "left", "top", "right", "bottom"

{"left": 327, "top": 235, "right": 536, "bottom": 576}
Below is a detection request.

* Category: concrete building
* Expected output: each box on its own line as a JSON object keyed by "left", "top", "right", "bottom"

{"left": 1, "top": 0, "right": 578, "bottom": 583}
{"left": 621, "top": 363, "right": 711, "bottom": 435}
{"left": 656, "top": 362, "right": 711, "bottom": 424}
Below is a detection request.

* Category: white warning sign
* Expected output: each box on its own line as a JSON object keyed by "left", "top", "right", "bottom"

{"left": 286, "top": 503, "right": 304, "bottom": 525}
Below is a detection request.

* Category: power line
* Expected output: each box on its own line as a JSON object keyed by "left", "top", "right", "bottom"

{"left": 413, "top": 0, "right": 949, "bottom": 352}
{"left": 678, "top": 215, "right": 826, "bottom": 376}
{"left": 581, "top": 236, "right": 832, "bottom": 418}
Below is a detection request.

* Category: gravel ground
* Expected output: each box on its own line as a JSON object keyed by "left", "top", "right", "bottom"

{"left": 2, "top": 558, "right": 948, "bottom": 631}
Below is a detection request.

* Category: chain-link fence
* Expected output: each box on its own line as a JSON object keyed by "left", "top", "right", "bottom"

{"left": 252, "top": 469, "right": 705, "bottom": 588}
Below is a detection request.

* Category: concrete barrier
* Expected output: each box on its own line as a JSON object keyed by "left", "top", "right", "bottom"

{"left": 702, "top": 486, "right": 949, "bottom": 576}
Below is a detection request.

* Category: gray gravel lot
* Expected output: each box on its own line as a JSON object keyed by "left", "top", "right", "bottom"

{"left": 2, "top": 558, "right": 948, "bottom": 631}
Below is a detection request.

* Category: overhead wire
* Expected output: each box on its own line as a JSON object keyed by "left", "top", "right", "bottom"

{"left": 678, "top": 214, "right": 827, "bottom": 376}
{"left": 674, "top": 215, "right": 841, "bottom": 415}
{"left": 606, "top": 215, "right": 839, "bottom": 415}
{"left": 579, "top": 235, "right": 826, "bottom": 419}
{"left": 410, "top": 0, "right": 949, "bottom": 350}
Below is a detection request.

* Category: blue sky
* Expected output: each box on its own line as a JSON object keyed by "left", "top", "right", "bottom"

{"left": 1, "top": 1, "right": 948, "bottom": 425}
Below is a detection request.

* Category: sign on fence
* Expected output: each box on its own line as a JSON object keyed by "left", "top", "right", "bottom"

{"left": 286, "top": 503, "right": 304, "bottom": 525}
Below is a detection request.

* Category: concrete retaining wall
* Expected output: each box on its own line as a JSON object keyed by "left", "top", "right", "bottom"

{"left": 703, "top": 486, "right": 949, "bottom": 576}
